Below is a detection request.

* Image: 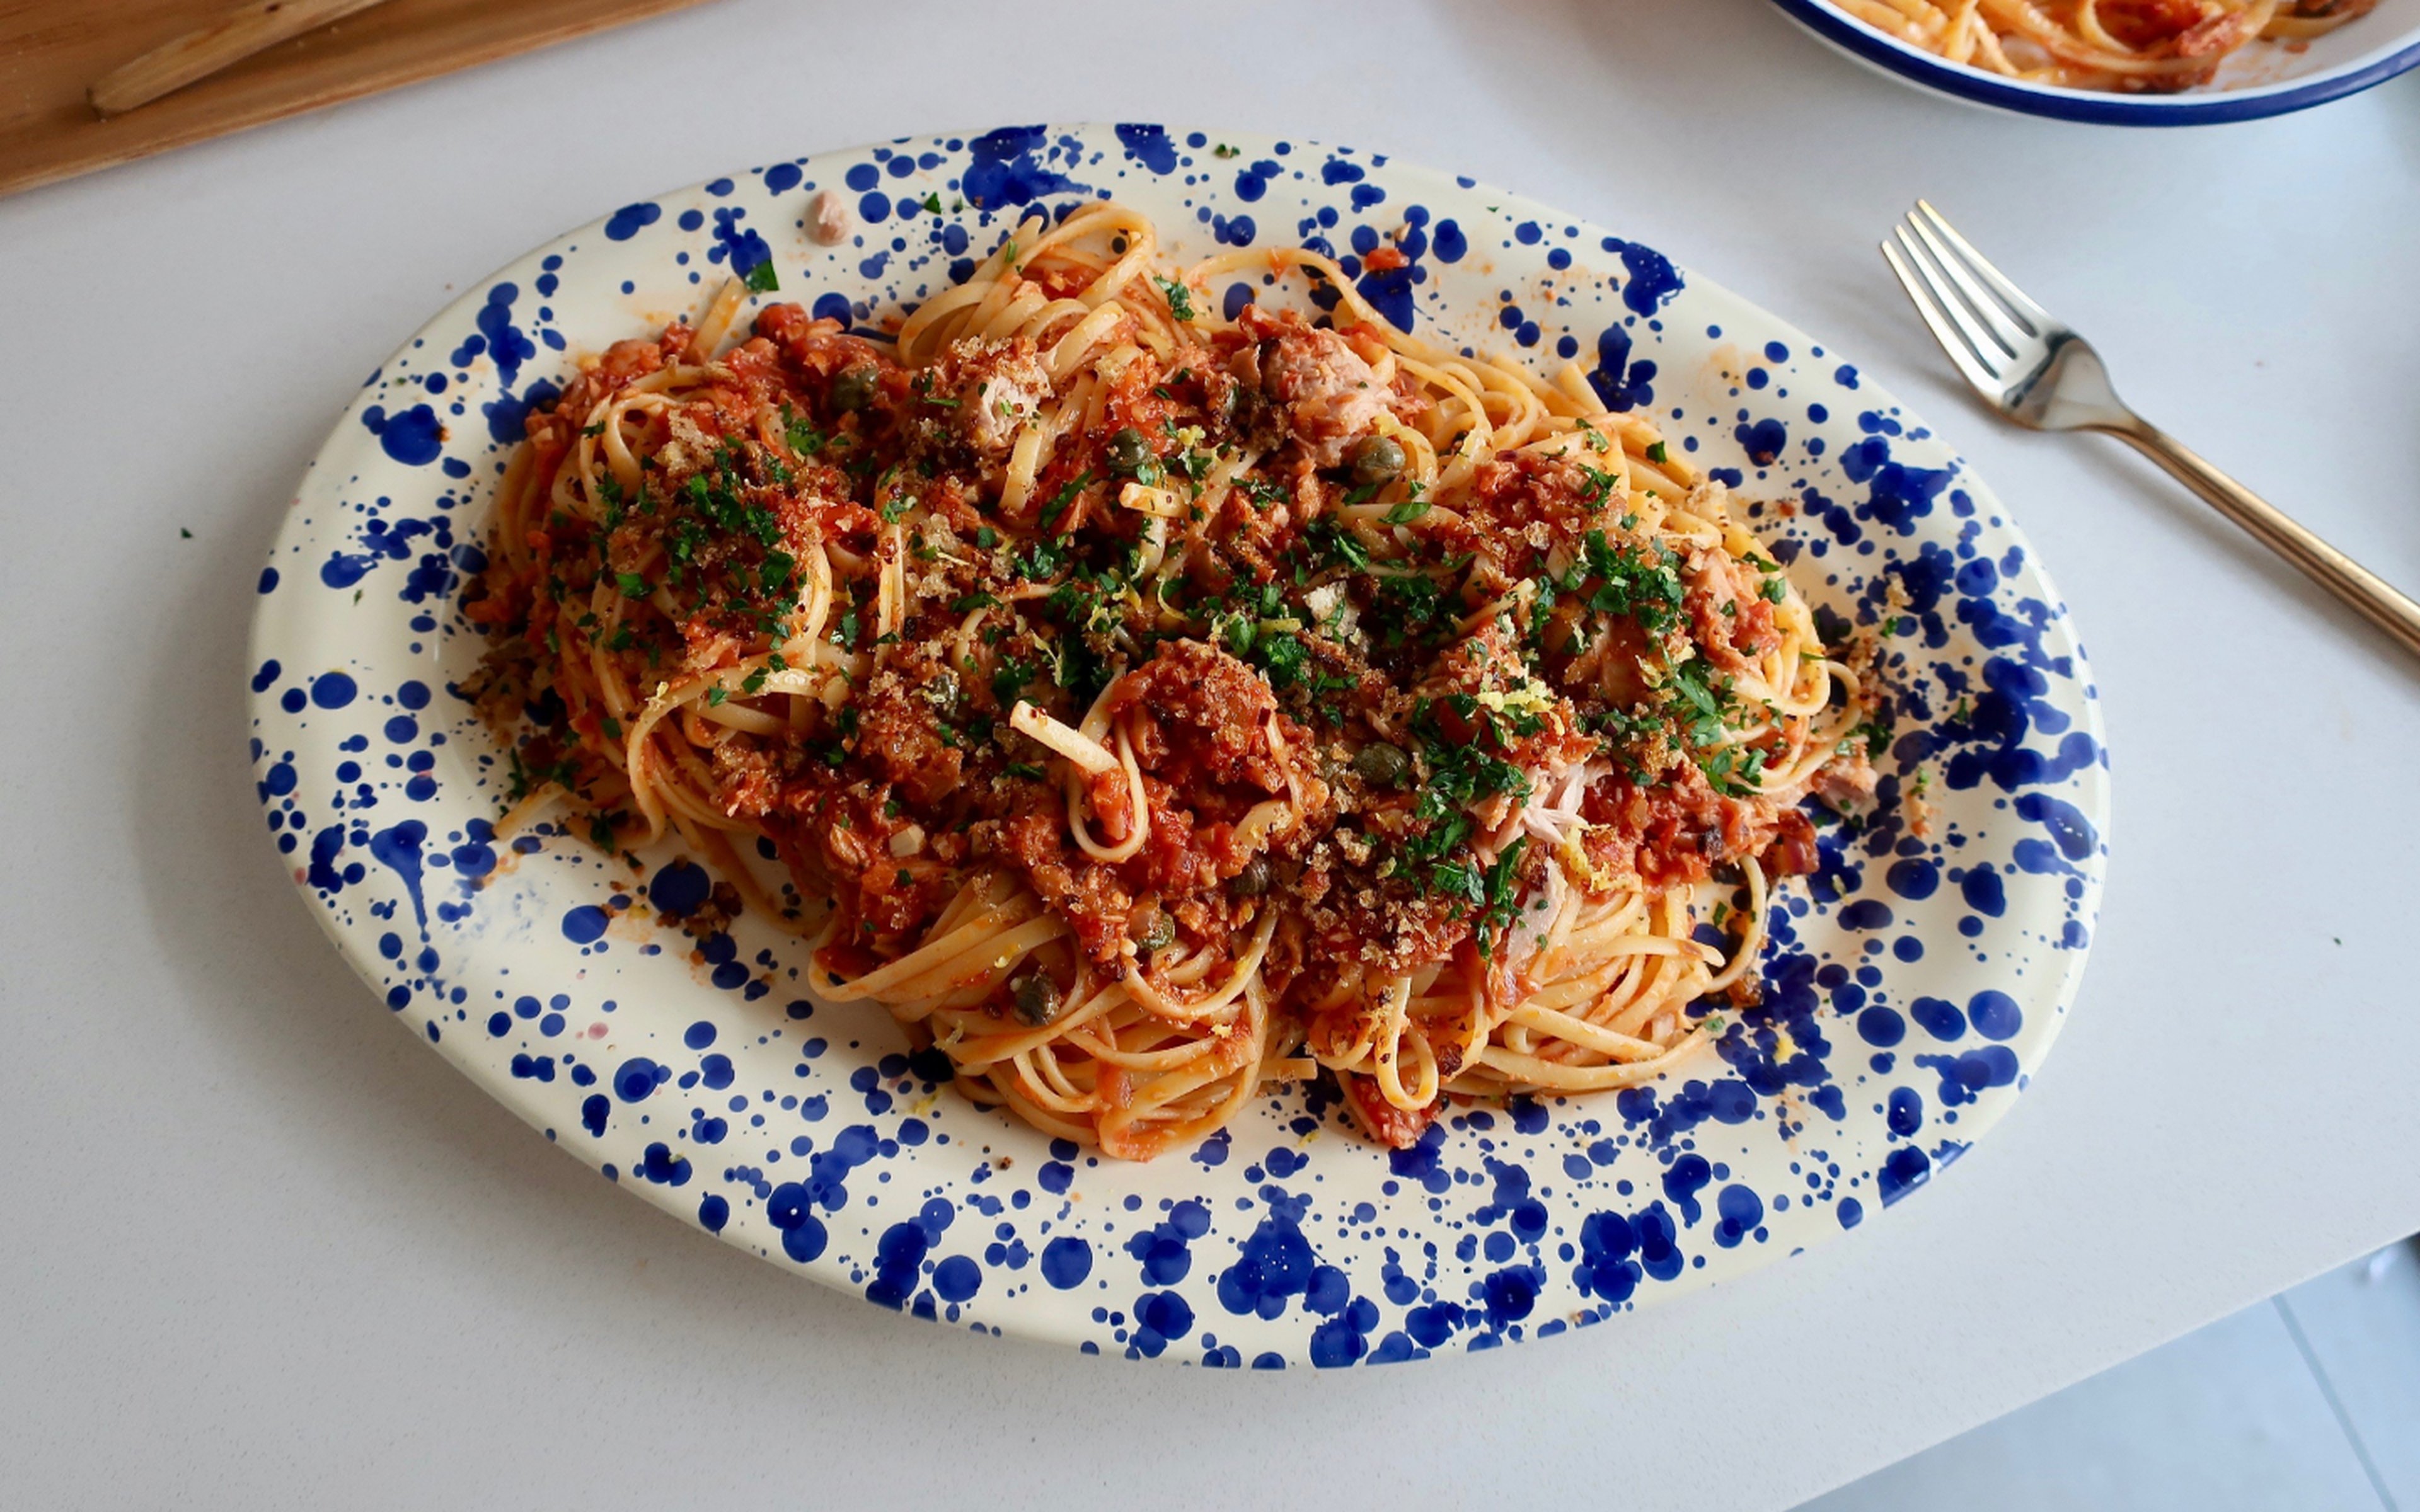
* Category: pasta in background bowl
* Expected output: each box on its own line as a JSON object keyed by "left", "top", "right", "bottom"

{"left": 1772, "top": 0, "right": 2420, "bottom": 121}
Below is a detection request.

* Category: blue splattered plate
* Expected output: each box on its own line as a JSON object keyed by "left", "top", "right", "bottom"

{"left": 248, "top": 124, "right": 2108, "bottom": 1366}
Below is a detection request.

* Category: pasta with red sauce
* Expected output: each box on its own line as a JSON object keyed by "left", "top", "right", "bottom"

{"left": 1829, "top": 0, "right": 2375, "bottom": 91}
{"left": 465, "top": 204, "right": 1879, "bottom": 1159}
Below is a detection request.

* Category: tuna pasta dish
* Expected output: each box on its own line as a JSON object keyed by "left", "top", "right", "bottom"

{"left": 464, "top": 203, "right": 1881, "bottom": 1160}
{"left": 1829, "top": 0, "right": 2375, "bottom": 91}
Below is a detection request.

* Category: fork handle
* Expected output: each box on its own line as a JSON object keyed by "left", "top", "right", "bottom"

{"left": 2102, "top": 420, "right": 2420, "bottom": 660}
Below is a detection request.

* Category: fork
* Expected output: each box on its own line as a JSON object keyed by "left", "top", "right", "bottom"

{"left": 1882, "top": 200, "right": 2420, "bottom": 660}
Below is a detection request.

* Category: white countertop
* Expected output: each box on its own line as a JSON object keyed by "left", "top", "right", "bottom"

{"left": 4, "top": 1, "right": 2416, "bottom": 1505}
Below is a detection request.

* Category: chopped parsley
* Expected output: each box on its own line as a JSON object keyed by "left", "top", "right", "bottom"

{"left": 1366, "top": 568, "right": 1449, "bottom": 650}
{"left": 1016, "top": 534, "right": 1068, "bottom": 580}
{"left": 1475, "top": 837, "right": 1530, "bottom": 955}
{"left": 1393, "top": 696, "right": 1536, "bottom": 902}
{"left": 1381, "top": 486, "right": 1432, "bottom": 526}
{"left": 991, "top": 656, "right": 1039, "bottom": 708}
{"left": 1038, "top": 470, "right": 1091, "bottom": 533}
{"left": 1559, "top": 529, "right": 1685, "bottom": 634}
{"left": 785, "top": 411, "right": 826, "bottom": 458}
{"left": 1246, "top": 630, "right": 1308, "bottom": 689}
{"left": 1305, "top": 518, "right": 1371, "bottom": 574}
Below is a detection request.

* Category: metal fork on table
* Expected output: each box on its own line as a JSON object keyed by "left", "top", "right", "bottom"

{"left": 1881, "top": 200, "right": 2420, "bottom": 661}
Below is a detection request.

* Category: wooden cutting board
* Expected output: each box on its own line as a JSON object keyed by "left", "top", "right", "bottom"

{"left": 0, "top": 0, "right": 714, "bottom": 199}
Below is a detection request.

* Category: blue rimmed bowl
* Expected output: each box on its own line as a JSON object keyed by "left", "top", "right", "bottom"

{"left": 1772, "top": 0, "right": 2420, "bottom": 123}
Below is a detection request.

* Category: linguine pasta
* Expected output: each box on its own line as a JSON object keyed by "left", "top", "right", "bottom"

{"left": 465, "top": 205, "right": 1879, "bottom": 1159}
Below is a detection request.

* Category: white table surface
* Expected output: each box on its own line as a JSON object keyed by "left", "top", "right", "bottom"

{"left": 4, "top": 1, "right": 2416, "bottom": 1506}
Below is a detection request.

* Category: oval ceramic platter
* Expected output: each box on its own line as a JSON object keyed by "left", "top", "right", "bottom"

{"left": 249, "top": 125, "right": 2109, "bottom": 1366}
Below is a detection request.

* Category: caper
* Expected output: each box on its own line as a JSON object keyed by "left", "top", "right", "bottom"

{"left": 1134, "top": 910, "right": 1176, "bottom": 953}
{"left": 1010, "top": 970, "right": 1063, "bottom": 1026}
{"left": 1231, "top": 856, "right": 1272, "bottom": 897}
{"left": 1106, "top": 427, "right": 1151, "bottom": 476}
{"left": 831, "top": 366, "right": 878, "bottom": 413}
{"left": 925, "top": 668, "right": 960, "bottom": 713}
{"left": 1352, "top": 741, "right": 1409, "bottom": 788}
{"left": 1346, "top": 433, "right": 1405, "bottom": 490}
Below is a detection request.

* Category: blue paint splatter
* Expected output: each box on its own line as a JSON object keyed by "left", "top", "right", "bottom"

{"left": 1040, "top": 1236, "right": 1093, "bottom": 1289}
{"left": 1605, "top": 238, "right": 1684, "bottom": 316}
{"left": 604, "top": 202, "right": 661, "bottom": 240}
{"left": 963, "top": 125, "right": 1081, "bottom": 209}
{"left": 614, "top": 1058, "right": 664, "bottom": 1102}
{"left": 1216, "top": 1206, "right": 1321, "bottom": 1320}
{"left": 368, "top": 821, "right": 427, "bottom": 933}
{"left": 1587, "top": 324, "right": 1657, "bottom": 412}
{"left": 1114, "top": 123, "right": 1178, "bottom": 173}
{"left": 360, "top": 404, "right": 444, "bottom": 466}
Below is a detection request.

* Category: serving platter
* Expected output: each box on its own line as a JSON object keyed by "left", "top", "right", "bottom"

{"left": 248, "top": 123, "right": 2108, "bottom": 1365}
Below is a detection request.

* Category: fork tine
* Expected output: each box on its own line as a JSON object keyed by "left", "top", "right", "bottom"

{"left": 1881, "top": 238, "right": 2001, "bottom": 399}
{"left": 1902, "top": 214, "right": 2027, "bottom": 358}
{"left": 1886, "top": 226, "right": 2003, "bottom": 386}
{"left": 1913, "top": 200, "right": 2051, "bottom": 334}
